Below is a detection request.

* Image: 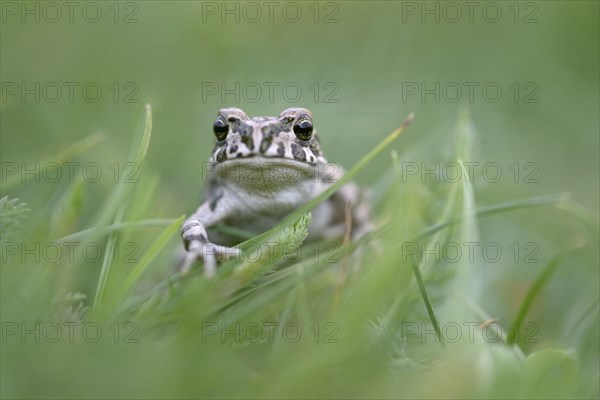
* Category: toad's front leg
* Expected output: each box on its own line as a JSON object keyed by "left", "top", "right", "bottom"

{"left": 181, "top": 202, "right": 241, "bottom": 277}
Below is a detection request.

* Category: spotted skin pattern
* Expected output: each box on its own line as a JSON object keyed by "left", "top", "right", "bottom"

{"left": 181, "top": 107, "right": 371, "bottom": 277}
{"left": 208, "top": 108, "right": 326, "bottom": 165}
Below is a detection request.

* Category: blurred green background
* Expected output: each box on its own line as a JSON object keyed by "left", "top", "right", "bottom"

{"left": 2, "top": 2, "right": 598, "bottom": 207}
{"left": 1, "top": 1, "right": 598, "bottom": 399}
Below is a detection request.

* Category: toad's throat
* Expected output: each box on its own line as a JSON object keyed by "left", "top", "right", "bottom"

{"left": 209, "top": 158, "right": 320, "bottom": 192}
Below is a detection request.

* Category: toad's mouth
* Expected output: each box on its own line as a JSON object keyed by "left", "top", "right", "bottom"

{"left": 216, "top": 155, "right": 317, "bottom": 171}
{"left": 210, "top": 156, "right": 319, "bottom": 188}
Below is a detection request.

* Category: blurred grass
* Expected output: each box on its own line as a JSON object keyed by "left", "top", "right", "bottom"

{"left": 1, "top": 1, "right": 599, "bottom": 399}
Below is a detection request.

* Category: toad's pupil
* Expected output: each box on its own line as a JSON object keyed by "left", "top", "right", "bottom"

{"left": 213, "top": 119, "right": 229, "bottom": 140}
{"left": 293, "top": 120, "right": 313, "bottom": 140}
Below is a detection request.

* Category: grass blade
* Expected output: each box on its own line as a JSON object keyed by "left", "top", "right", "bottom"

{"left": 410, "top": 256, "right": 445, "bottom": 347}
{"left": 92, "top": 104, "right": 153, "bottom": 312}
{"left": 556, "top": 199, "right": 600, "bottom": 242}
{"left": 1, "top": 132, "right": 104, "bottom": 190}
{"left": 54, "top": 218, "right": 178, "bottom": 243}
{"left": 506, "top": 244, "right": 577, "bottom": 344}
{"left": 93, "top": 104, "right": 153, "bottom": 228}
{"left": 49, "top": 176, "right": 85, "bottom": 239}
{"left": 93, "top": 204, "right": 126, "bottom": 311}
{"left": 409, "top": 194, "right": 570, "bottom": 241}
{"left": 231, "top": 113, "right": 414, "bottom": 252}
{"left": 111, "top": 215, "right": 185, "bottom": 310}
{"left": 409, "top": 109, "right": 478, "bottom": 347}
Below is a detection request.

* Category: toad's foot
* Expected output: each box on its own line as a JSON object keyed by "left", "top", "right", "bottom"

{"left": 181, "top": 240, "right": 241, "bottom": 277}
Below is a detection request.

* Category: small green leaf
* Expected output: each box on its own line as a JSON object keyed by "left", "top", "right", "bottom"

{"left": 519, "top": 349, "right": 579, "bottom": 398}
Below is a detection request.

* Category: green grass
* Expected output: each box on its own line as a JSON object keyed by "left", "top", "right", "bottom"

{"left": 1, "top": 106, "right": 598, "bottom": 399}
{"left": 2, "top": 3, "right": 598, "bottom": 397}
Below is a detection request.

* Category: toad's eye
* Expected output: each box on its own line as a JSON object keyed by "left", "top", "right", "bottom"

{"left": 213, "top": 117, "right": 229, "bottom": 141}
{"left": 293, "top": 119, "right": 313, "bottom": 141}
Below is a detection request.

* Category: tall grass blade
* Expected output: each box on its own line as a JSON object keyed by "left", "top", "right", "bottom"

{"left": 91, "top": 105, "right": 153, "bottom": 312}
{"left": 54, "top": 218, "right": 177, "bottom": 243}
{"left": 266, "top": 112, "right": 414, "bottom": 237}
{"left": 49, "top": 176, "right": 85, "bottom": 239}
{"left": 1, "top": 132, "right": 104, "bottom": 190}
{"left": 93, "top": 204, "right": 125, "bottom": 312}
{"left": 93, "top": 104, "right": 153, "bottom": 228}
{"left": 111, "top": 215, "right": 185, "bottom": 310}
{"left": 506, "top": 246, "right": 573, "bottom": 344}
{"left": 410, "top": 257, "right": 445, "bottom": 347}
